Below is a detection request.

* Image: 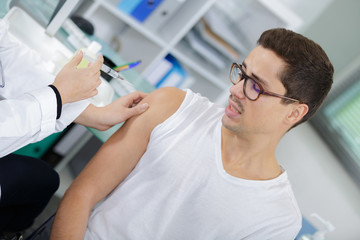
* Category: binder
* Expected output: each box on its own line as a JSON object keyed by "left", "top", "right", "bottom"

{"left": 156, "top": 55, "right": 186, "bottom": 88}
{"left": 195, "top": 19, "right": 240, "bottom": 60}
{"left": 156, "top": 65, "right": 185, "bottom": 88}
{"left": 143, "top": 0, "right": 187, "bottom": 32}
{"left": 117, "top": 0, "right": 143, "bottom": 14}
{"left": 131, "top": 0, "right": 164, "bottom": 23}
{"left": 178, "top": 75, "right": 195, "bottom": 89}
{"left": 185, "top": 30, "right": 227, "bottom": 69}
{"left": 145, "top": 57, "right": 173, "bottom": 86}
{"left": 204, "top": 10, "right": 247, "bottom": 54}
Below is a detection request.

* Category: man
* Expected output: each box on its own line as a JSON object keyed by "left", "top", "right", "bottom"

{"left": 51, "top": 28, "right": 334, "bottom": 239}
{"left": 0, "top": 17, "right": 148, "bottom": 238}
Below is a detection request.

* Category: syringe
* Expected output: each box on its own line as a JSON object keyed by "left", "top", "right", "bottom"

{"left": 83, "top": 52, "right": 124, "bottom": 80}
{"left": 101, "top": 64, "right": 137, "bottom": 93}
{"left": 100, "top": 64, "right": 124, "bottom": 80}
{"left": 83, "top": 53, "right": 136, "bottom": 93}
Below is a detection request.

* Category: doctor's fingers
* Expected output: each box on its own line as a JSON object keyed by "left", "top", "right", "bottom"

{"left": 66, "top": 50, "right": 84, "bottom": 68}
{"left": 126, "top": 91, "right": 149, "bottom": 105}
{"left": 131, "top": 91, "right": 148, "bottom": 100}
{"left": 88, "top": 54, "right": 104, "bottom": 73}
{"left": 92, "top": 72, "right": 102, "bottom": 88}
{"left": 77, "top": 67, "right": 101, "bottom": 82}
{"left": 88, "top": 88, "right": 99, "bottom": 98}
{"left": 84, "top": 73, "right": 101, "bottom": 90}
{"left": 95, "top": 76, "right": 102, "bottom": 88}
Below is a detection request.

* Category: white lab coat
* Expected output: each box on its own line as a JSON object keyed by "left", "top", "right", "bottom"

{"left": 0, "top": 19, "right": 89, "bottom": 198}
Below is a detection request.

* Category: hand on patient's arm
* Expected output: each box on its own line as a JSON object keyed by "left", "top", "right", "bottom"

{"left": 50, "top": 88, "right": 185, "bottom": 240}
{"left": 74, "top": 91, "right": 149, "bottom": 130}
{"left": 52, "top": 51, "right": 103, "bottom": 104}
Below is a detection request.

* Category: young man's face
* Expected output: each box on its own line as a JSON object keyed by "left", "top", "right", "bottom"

{"left": 222, "top": 46, "right": 294, "bottom": 136}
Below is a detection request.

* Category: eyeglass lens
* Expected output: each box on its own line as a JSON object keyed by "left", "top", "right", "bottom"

{"left": 244, "top": 77, "right": 261, "bottom": 100}
{"left": 231, "top": 65, "right": 242, "bottom": 84}
{"left": 231, "top": 65, "right": 261, "bottom": 101}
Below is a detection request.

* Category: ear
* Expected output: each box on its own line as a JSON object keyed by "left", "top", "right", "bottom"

{"left": 286, "top": 103, "right": 309, "bottom": 125}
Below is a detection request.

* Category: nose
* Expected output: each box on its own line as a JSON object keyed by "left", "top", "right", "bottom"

{"left": 230, "top": 80, "right": 246, "bottom": 100}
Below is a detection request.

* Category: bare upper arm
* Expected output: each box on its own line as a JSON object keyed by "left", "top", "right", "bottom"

{"left": 67, "top": 87, "right": 186, "bottom": 206}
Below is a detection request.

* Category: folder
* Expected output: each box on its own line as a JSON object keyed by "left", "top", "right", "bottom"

{"left": 117, "top": 0, "right": 143, "bottom": 14}
{"left": 131, "top": 0, "right": 164, "bottom": 23}
{"left": 143, "top": 0, "right": 187, "bottom": 32}
{"left": 145, "top": 57, "right": 173, "bottom": 86}
{"left": 195, "top": 19, "right": 240, "bottom": 60}
{"left": 203, "top": 10, "right": 247, "bottom": 54}
{"left": 185, "top": 30, "right": 227, "bottom": 69}
{"left": 156, "top": 55, "right": 186, "bottom": 88}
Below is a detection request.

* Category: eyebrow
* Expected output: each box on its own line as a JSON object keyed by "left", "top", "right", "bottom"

{"left": 242, "top": 61, "right": 270, "bottom": 88}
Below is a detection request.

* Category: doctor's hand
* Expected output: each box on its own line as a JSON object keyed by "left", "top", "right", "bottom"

{"left": 52, "top": 50, "right": 103, "bottom": 104}
{"left": 103, "top": 91, "right": 149, "bottom": 124}
{"left": 75, "top": 91, "right": 149, "bottom": 131}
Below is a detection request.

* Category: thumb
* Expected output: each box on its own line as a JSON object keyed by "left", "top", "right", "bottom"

{"left": 127, "top": 103, "right": 149, "bottom": 117}
{"left": 68, "top": 50, "right": 83, "bottom": 67}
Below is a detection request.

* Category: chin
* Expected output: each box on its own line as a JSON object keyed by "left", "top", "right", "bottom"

{"left": 221, "top": 116, "right": 242, "bottom": 133}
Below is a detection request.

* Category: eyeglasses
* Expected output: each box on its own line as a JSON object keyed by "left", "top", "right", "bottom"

{"left": 0, "top": 60, "right": 4, "bottom": 88}
{"left": 230, "top": 63, "right": 299, "bottom": 102}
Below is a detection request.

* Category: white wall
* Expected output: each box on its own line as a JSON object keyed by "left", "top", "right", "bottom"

{"left": 277, "top": 123, "right": 360, "bottom": 239}
{"left": 277, "top": 0, "right": 333, "bottom": 32}
{"left": 274, "top": 1, "right": 360, "bottom": 239}
{"left": 303, "top": 0, "right": 360, "bottom": 83}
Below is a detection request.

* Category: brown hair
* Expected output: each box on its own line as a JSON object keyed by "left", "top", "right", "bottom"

{"left": 257, "top": 28, "right": 334, "bottom": 128}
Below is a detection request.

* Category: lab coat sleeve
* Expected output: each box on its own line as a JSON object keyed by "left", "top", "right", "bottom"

{"left": 0, "top": 87, "right": 57, "bottom": 157}
{"left": 0, "top": 19, "right": 90, "bottom": 157}
{"left": 0, "top": 89, "right": 89, "bottom": 157}
{"left": 55, "top": 100, "right": 89, "bottom": 132}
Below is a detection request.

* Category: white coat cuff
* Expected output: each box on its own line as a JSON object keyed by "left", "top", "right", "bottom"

{"left": 27, "top": 87, "right": 57, "bottom": 139}
{"left": 55, "top": 99, "right": 90, "bottom": 132}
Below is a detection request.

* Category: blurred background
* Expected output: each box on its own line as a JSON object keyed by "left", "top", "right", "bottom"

{"left": 1, "top": 0, "right": 359, "bottom": 239}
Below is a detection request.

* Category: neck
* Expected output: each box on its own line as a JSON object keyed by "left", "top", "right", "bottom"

{"left": 221, "top": 126, "right": 282, "bottom": 180}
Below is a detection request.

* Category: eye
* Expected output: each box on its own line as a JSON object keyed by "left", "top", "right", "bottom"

{"left": 252, "top": 81, "right": 261, "bottom": 93}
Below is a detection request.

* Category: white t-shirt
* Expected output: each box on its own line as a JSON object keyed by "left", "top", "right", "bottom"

{"left": 85, "top": 89, "right": 302, "bottom": 240}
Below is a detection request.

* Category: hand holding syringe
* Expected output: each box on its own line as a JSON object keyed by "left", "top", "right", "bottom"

{"left": 100, "top": 60, "right": 142, "bottom": 80}
{"left": 83, "top": 53, "right": 137, "bottom": 94}
{"left": 100, "top": 63, "right": 124, "bottom": 80}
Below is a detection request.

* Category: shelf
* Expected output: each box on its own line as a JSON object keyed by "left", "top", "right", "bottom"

{"left": 78, "top": 0, "right": 227, "bottom": 102}
{"left": 172, "top": 39, "right": 231, "bottom": 91}
{"left": 92, "top": 0, "right": 216, "bottom": 49}
{"left": 83, "top": 6, "right": 162, "bottom": 72}
{"left": 95, "top": 0, "right": 167, "bottom": 48}
{"left": 76, "top": 0, "right": 309, "bottom": 104}
{"left": 158, "top": 0, "right": 216, "bottom": 44}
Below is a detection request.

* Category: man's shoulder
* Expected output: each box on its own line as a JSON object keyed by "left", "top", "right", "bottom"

{"left": 128, "top": 87, "right": 186, "bottom": 131}
{"left": 146, "top": 87, "right": 186, "bottom": 106}
{"left": 145, "top": 87, "right": 186, "bottom": 117}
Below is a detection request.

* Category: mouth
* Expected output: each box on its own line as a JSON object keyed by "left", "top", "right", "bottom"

{"left": 229, "top": 102, "right": 241, "bottom": 114}
{"left": 230, "top": 95, "right": 244, "bottom": 113}
{"left": 225, "top": 96, "right": 244, "bottom": 117}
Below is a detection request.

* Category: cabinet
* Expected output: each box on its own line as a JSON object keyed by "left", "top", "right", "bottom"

{"left": 74, "top": 0, "right": 330, "bottom": 105}
{"left": 76, "top": 0, "right": 229, "bottom": 104}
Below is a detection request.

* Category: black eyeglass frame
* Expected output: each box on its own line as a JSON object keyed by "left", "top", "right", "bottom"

{"left": 230, "top": 63, "right": 300, "bottom": 103}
